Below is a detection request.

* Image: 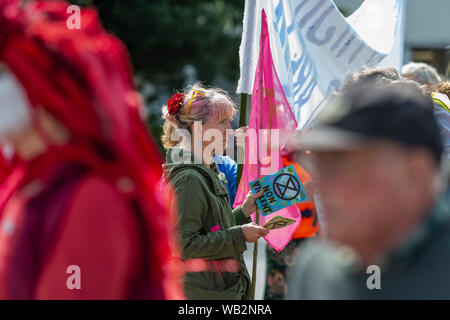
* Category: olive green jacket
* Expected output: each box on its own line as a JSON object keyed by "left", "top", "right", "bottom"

{"left": 162, "top": 148, "right": 252, "bottom": 300}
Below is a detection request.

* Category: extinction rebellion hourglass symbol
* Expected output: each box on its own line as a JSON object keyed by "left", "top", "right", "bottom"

{"left": 272, "top": 173, "right": 301, "bottom": 201}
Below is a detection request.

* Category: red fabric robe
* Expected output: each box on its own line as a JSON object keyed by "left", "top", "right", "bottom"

{"left": 0, "top": 156, "right": 157, "bottom": 299}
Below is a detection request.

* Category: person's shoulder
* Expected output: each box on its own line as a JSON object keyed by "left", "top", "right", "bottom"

{"left": 288, "top": 239, "right": 358, "bottom": 299}
{"left": 426, "top": 195, "right": 450, "bottom": 254}
{"left": 292, "top": 239, "right": 343, "bottom": 276}
{"left": 37, "top": 173, "right": 140, "bottom": 299}
{"left": 74, "top": 174, "right": 124, "bottom": 198}
{"left": 62, "top": 173, "right": 140, "bottom": 242}
{"left": 167, "top": 166, "right": 210, "bottom": 190}
{"left": 214, "top": 154, "right": 237, "bottom": 166}
{"left": 69, "top": 173, "right": 134, "bottom": 215}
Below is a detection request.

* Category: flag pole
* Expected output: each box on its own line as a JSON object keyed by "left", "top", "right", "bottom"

{"left": 250, "top": 208, "right": 260, "bottom": 300}
{"left": 245, "top": 9, "right": 267, "bottom": 301}
{"left": 238, "top": 90, "right": 258, "bottom": 300}
{"left": 237, "top": 93, "right": 248, "bottom": 185}
{"left": 250, "top": 9, "right": 267, "bottom": 300}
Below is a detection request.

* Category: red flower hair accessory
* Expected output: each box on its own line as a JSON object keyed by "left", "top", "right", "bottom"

{"left": 167, "top": 93, "right": 184, "bottom": 115}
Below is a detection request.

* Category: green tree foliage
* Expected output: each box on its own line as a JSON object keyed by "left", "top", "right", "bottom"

{"left": 69, "top": 1, "right": 244, "bottom": 151}
{"left": 70, "top": 0, "right": 244, "bottom": 98}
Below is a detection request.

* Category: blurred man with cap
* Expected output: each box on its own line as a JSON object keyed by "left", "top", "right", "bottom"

{"left": 288, "top": 81, "right": 450, "bottom": 299}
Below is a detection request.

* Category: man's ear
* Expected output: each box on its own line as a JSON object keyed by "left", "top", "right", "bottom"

{"left": 404, "top": 148, "right": 437, "bottom": 187}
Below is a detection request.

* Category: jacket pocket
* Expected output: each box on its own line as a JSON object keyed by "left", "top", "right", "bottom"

{"left": 184, "top": 275, "right": 243, "bottom": 300}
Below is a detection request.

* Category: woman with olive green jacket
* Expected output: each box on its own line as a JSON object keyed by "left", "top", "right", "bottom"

{"left": 163, "top": 147, "right": 259, "bottom": 300}
{"left": 161, "top": 85, "right": 268, "bottom": 300}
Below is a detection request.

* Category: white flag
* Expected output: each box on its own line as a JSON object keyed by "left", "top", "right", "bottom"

{"left": 237, "top": 0, "right": 406, "bottom": 129}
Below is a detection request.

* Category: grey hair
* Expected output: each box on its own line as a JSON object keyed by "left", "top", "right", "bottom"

{"left": 401, "top": 62, "right": 442, "bottom": 90}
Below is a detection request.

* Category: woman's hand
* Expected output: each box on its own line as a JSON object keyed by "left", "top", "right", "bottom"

{"left": 241, "top": 222, "right": 270, "bottom": 243}
{"left": 241, "top": 190, "right": 264, "bottom": 217}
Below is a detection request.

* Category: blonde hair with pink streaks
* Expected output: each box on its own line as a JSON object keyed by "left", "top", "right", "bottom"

{"left": 161, "top": 83, "right": 236, "bottom": 150}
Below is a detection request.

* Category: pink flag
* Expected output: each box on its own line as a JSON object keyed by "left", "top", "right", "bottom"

{"left": 233, "top": 9, "right": 301, "bottom": 252}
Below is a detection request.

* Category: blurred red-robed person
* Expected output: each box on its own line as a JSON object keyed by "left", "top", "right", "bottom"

{"left": 0, "top": 152, "right": 10, "bottom": 184}
{"left": 0, "top": 0, "right": 182, "bottom": 299}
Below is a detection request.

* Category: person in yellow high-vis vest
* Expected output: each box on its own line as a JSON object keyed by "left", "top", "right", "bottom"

{"left": 432, "top": 83, "right": 450, "bottom": 155}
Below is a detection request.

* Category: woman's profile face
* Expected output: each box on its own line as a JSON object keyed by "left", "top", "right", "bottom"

{"left": 200, "top": 115, "right": 232, "bottom": 156}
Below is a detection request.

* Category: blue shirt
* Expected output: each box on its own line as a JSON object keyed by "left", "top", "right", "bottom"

{"left": 213, "top": 154, "right": 238, "bottom": 206}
